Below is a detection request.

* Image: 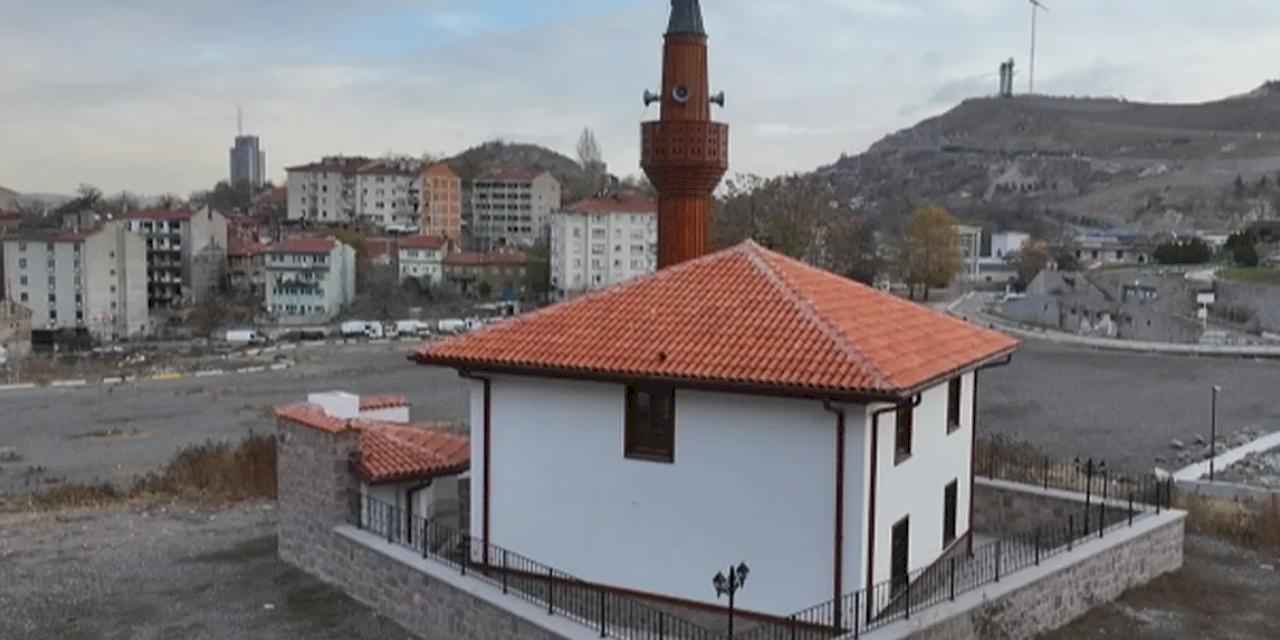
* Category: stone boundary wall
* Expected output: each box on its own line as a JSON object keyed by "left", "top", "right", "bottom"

{"left": 972, "top": 478, "right": 1134, "bottom": 537}
{"left": 276, "top": 417, "right": 588, "bottom": 640}
{"left": 1216, "top": 279, "right": 1280, "bottom": 334}
{"left": 881, "top": 513, "right": 1184, "bottom": 640}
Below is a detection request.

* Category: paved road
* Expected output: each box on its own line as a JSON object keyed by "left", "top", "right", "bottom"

{"left": 2, "top": 338, "right": 1278, "bottom": 494}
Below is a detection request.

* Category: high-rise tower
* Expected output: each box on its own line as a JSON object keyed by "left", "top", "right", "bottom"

{"left": 641, "top": 0, "right": 728, "bottom": 268}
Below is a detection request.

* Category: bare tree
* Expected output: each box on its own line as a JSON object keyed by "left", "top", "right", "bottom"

{"left": 576, "top": 128, "right": 606, "bottom": 196}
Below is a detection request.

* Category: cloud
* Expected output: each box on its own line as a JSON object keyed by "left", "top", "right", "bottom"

{"left": 4, "top": 0, "right": 1280, "bottom": 194}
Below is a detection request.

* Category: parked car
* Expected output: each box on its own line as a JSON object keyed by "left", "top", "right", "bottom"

{"left": 436, "top": 318, "right": 467, "bottom": 335}
{"left": 340, "top": 321, "right": 384, "bottom": 339}
{"left": 225, "top": 329, "right": 264, "bottom": 345}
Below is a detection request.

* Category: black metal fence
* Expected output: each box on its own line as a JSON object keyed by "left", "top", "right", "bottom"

{"left": 975, "top": 434, "right": 1171, "bottom": 510}
{"left": 353, "top": 492, "right": 723, "bottom": 640}
{"left": 735, "top": 438, "right": 1176, "bottom": 639}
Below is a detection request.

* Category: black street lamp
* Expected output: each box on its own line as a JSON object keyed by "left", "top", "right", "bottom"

{"left": 1210, "top": 385, "right": 1222, "bottom": 481}
{"left": 713, "top": 562, "right": 750, "bottom": 638}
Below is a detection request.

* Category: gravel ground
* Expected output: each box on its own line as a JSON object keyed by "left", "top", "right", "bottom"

{"left": 0, "top": 343, "right": 467, "bottom": 496}
{"left": 1043, "top": 534, "right": 1280, "bottom": 640}
{"left": 0, "top": 501, "right": 417, "bottom": 640}
{"left": 981, "top": 341, "right": 1280, "bottom": 472}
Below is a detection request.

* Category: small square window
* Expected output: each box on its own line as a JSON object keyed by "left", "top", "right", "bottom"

{"left": 625, "top": 386, "right": 675, "bottom": 463}
{"left": 895, "top": 406, "right": 913, "bottom": 464}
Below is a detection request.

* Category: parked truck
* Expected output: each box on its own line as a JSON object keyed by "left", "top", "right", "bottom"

{"left": 225, "top": 329, "right": 264, "bottom": 345}
{"left": 395, "top": 320, "right": 431, "bottom": 337}
{"left": 436, "top": 318, "right": 467, "bottom": 335}
{"left": 340, "top": 321, "right": 384, "bottom": 339}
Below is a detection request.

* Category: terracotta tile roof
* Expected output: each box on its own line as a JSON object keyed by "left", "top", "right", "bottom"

{"left": 356, "top": 424, "right": 469, "bottom": 484}
{"left": 360, "top": 394, "right": 409, "bottom": 411}
{"left": 566, "top": 194, "right": 657, "bottom": 214}
{"left": 398, "top": 235, "right": 448, "bottom": 251}
{"left": 274, "top": 402, "right": 468, "bottom": 484}
{"left": 270, "top": 237, "right": 337, "bottom": 255}
{"left": 416, "top": 241, "right": 1019, "bottom": 399}
{"left": 422, "top": 163, "right": 459, "bottom": 179}
{"left": 444, "top": 251, "right": 527, "bottom": 267}
{"left": 228, "top": 237, "right": 268, "bottom": 258}
{"left": 123, "top": 208, "right": 195, "bottom": 222}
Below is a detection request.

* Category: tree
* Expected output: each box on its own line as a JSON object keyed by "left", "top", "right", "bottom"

{"left": 1225, "top": 231, "right": 1260, "bottom": 267}
{"left": 191, "top": 180, "right": 255, "bottom": 213}
{"left": 825, "top": 216, "right": 880, "bottom": 285}
{"left": 576, "top": 128, "right": 606, "bottom": 196}
{"left": 522, "top": 240, "right": 552, "bottom": 302}
{"left": 1054, "top": 248, "right": 1081, "bottom": 272}
{"left": 102, "top": 192, "right": 141, "bottom": 216}
{"left": 1153, "top": 238, "right": 1212, "bottom": 265}
{"left": 154, "top": 193, "right": 185, "bottom": 209}
{"left": 477, "top": 280, "right": 493, "bottom": 299}
{"left": 1007, "top": 239, "right": 1052, "bottom": 288}
{"left": 897, "top": 206, "right": 962, "bottom": 301}
{"left": 1234, "top": 175, "right": 1247, "bottom": 200}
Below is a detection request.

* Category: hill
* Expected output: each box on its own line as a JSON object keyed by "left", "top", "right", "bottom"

{"left": 817, "top": 82, "right": 1280, "bottom": 234}
{"left": 0, "top": 186, "right": 17, "bottom": 210}
{"left": 445, "top": 141, "right": 596, "bottom": 201}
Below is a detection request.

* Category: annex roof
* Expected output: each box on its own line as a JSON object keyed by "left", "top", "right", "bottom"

{"left": 565, "top": 194, "right": 657, "bottom": 214}
{"left": 274, "top": 403, "right": 469, "bottom": 484}
{"left": 270, "top": 237, "right": 337, "bottom": 255}
{"left": 416, "top": 240, "right": 1018, "bottom": 399}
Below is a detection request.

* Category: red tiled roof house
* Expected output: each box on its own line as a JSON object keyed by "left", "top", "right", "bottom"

{"left": 414, "top": 240, "right": 1020, "bottom": 618}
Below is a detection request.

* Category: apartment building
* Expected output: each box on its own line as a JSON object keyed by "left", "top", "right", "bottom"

{"left": 397, "top": 235, "right": 450, "bottom": 286}
{"left": 227, "top": 237, "right": 268, "bottom": 299}
{"left": 419, "top": 163, "right": 462, "bottom": 240}
{"left": 469, "top": 168, "right": 561, "bottom": 249}
{"left": 549, "top": 194, "right": 657, "bottom": 298}
{"left": 123, "top": 208, "right": 229, "bottom": 309}
{"left": 1, "top": 221, "right": 148, "bottom": 340}
{"left": 264, "top": 237, "right": 357, "bottom": 323}
{"left": 355, "top": 158, "right": 422, "bottom": 230}
{"left": 230, "top": 135, "right": 266, "bottom": 188}
{"left": 443, "top": 250, "right": 527, "bottom": 298}
{"left": 285, "top": 156, "right": 373, "bottom": 224}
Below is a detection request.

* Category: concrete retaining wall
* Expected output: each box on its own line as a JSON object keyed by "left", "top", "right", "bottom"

{"left": 276, "top": 417, "right": 585, "bottom": 640}
{"left": 892, "top": 514, "right": 1183, "bottom": 640}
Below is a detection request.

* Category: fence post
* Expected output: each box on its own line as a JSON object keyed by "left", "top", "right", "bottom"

{"left": 853, "top": 591, "right": 861, "bottom": 638}
{"left": 1155, "top": 479, "right": 1162, "bottom": 514}
{"left": 460, "top": 537, "right": 468, "bottom": 576}
{"left": 1084, "top": 459, "right": 1093, "bottom": 535}
{"left": 386, "top": 507, "right": 394, "bottom": 544}
{"left": 949, "top": 557, "right": 956, "bottom": 601}
{"left": 1128, "top": 492, "right": 1134, "bottom": 526}
{"left": 422, "top": 522, "right": 430, "bottom": 559}
{"left": 1034, "top": 527, "right": 1041, "bottom": 566}
{"left": 905, "top": 575, "right": 912, "bottom": 620}
{"left": 1043, "top": 455, "right": 1050, "bottom": 490}
{"left": 547, "top": 568, "right": 555, "bottom": 615}
{"left": 994, "top": 540, "right": 1002, "bottom": 582}
{"left": 502, "top": 549, "right": 508, "bottom": 594}
{"left": 1098, "top": 501, "right": 1105, "bottom": 539}
{"left": 1068, "top": 515, "right": 1074, "bottom": 551}
{"left": 1167, "top": 478, "right": 1174, "bottom": 510}
{"left": 599, "top": 589, "right": 607, "bottom": 637}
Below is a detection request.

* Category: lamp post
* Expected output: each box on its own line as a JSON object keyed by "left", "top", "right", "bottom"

{"left": 1210, "top": 385, "right": 1222, "bottom": 482}
{"left": 713, "top": 562, "right": 750, "bottom": 638}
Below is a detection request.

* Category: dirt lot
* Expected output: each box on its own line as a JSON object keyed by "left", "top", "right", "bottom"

{"left": 0, "top": 501, "right": 416, "bottom": 640}
{"left": 0, "top": 499, "right": 1275, "bottom": 640}
{"left": 1043, "top": 535, "right": 1280, "bottom": 640}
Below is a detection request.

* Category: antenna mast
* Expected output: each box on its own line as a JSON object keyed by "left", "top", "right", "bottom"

{"left": 237, "top": 105, "right": 243, "bottom": 136}
{"left": 1028, "top": 0, "right": 1049, "bottom": 94}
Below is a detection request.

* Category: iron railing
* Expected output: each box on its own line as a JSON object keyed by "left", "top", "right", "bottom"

{"left": 736, "top": 438, "right": 1176, "bottom": 639}
{"left": 353, "top": 492, "right": 723, "bottom": 640}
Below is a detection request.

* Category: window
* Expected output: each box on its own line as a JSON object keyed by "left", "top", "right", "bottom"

{"left": 895, "top": 406, "right": 913, "bottom": 464}
{"left": 624, "top": 385, "right": 675, "bottom": 463}
{"left": 18, "top": 258, "right": 26, "bottom": 269}
{"left": 19, "top": 293, "right": 28, "bottom": 303}
{"left": 19, "top": 276, "right": 27, "bottom": 286}
{"left": 947, "top": 378, "right": 962, "bottom": 433}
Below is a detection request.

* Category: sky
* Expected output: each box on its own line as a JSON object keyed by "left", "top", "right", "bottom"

{"left": 4, "top": 0, "right": 1280, "bottom": 196}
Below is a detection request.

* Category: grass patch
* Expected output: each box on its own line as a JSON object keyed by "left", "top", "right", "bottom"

{"left": 1177, "top": 493, "right": 1280, "bottom": 551}
{"left": 1221, "top": 267, "right": 1280, "bottom": 285}
{"left": 6, "top": 434, "right": 277, "bottom": 512}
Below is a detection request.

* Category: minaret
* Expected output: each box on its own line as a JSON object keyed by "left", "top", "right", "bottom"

{"left": 641, "top": 0, "right": 728, "bottom": 268}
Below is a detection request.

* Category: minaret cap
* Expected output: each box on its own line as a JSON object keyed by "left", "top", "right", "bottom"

{"left": 667, "top": 0, "right": 706, "bottom": 36}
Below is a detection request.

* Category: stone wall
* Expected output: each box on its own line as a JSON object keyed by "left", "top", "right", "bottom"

{"left": 1216, "top": 279, "right": 1280, "bottom": 333}
{"left": 899, "top": 514, "right": 1184, "bottom": 640}
{"left": 276, "top": 417, "right": 583, "bottom": 640}
{"left": 972, "top": 479, "right": 1134, "bottom": 538}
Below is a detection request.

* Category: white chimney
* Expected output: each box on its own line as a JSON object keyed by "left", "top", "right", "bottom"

{"left": 307, "top": 391, "right": 360, "bottom": 419}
